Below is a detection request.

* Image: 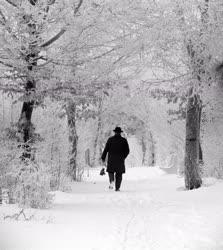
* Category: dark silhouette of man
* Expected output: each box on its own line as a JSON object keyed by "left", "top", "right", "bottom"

{"left": 101, "top": 127, "right": 130, "bottom": 191}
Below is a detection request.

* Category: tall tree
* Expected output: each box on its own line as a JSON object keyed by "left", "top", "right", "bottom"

{"left": 66, "top": 100, "right": 78, "bottom": 180}
{"left": 92, "top": 96, "right": 103, "bottom": 167}
{"left": 180, "top": 0, "right": 210, "bottom": 189}
{"left": 0, "top": 0, "right": 76, "bottom": 159}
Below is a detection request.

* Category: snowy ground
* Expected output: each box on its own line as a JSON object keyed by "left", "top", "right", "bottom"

{"left": 0, "top": 167, "right": 223, "bottom": 250}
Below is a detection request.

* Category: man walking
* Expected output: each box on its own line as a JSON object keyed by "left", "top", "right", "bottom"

{"left": 101, "top": 127, "right": 130, "bottom": 191}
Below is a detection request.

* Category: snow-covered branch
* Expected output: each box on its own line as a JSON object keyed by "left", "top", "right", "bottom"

{"left": 4, "top": 0, "right": 18, "bottom": 8}
{"left": 73, "top": 0, "right": 84, "bottom": 16}
{"left": 41, "top": 28, "right": 66, "bottom": 48}
{"left": 0, "top": 60, "right": 14, "bottom": 68}
{"left": 0, "top": 9, "right": 6, "bottom": 25}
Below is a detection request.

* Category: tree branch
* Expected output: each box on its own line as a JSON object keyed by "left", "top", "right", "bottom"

{"left": 74, "top": 0, "right": 84, "bottom": 15}
{"left": 4, "top": 0, "right": 18, "bottom": 8}
{"left": 91, "top": 48, "right": 116, "bottom": 61}
{"left": 113, "top": 55, "right": 126, "bottom": 65}
{"left": 48, "top": 0, "right": 56, "bottom": 5}
{"left": 0, "top": 86, "right": 24, "bottom": 93}
{"left": 0, "top": 10, "right": 19, "bottom": 40}
{"left": 0, "top": 9, "right": 6, "bottom": 25}
{"left": 40, "top": 86, "right": 77, "bottom": 95}
{"left": 0, "top": 60, "right": 14, "bottom": 68}
{"left": 4, "top": 209, "right": 34, "bottom": 221}
{"left": 70, "top": 48, "right": 117, "bottom": 66}
{"left": 28, "top": 0, "right": 37, "bottom": 6}
{"left": 41, "top": 28, "right": 66, "bottom": 48}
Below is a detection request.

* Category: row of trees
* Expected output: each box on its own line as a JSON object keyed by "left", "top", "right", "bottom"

{"left": 0, "top": 0, "right": 222, "bottom": 208}
{"left": 90, "top": 0, "right": 223, "bottom": 190}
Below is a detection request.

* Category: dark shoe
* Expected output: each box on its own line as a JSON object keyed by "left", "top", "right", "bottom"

{"left": 115, "top": 189, "right": 120, "bottom": 191}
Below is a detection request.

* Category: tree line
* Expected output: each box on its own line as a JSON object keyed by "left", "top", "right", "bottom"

{"left": 0, "top": 0, "right": 223, "bottom": 207}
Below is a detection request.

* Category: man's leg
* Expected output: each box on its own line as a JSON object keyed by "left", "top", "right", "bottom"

{"left": 108, "top": 172, "right": 115, "bottom": 189}
{"left": 115, "top": 172, "right": 122, "bottom": 191}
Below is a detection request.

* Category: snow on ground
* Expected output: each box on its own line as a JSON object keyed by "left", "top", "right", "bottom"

{"left": 0, "top": 167, "right": 223, "bottom": 250}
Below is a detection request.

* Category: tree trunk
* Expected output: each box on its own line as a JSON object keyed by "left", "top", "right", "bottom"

{"left": 66, "top": 101, "right": 78, "bottom": 181}
{"left": 183, "top": 0, "right": 209, "bottom": 189}
{"left": 199, "top": 143, "right": 203, "bottom": 163}
{"left": 18, "top": 9, "right": 38, "bottom": 159}
{"left": 92, "top": 99, "right": 102, "bottom": 167}
{"left": 149, "top": 131, "right": 155, "bottom": 166}
{"left": 198, "top": 105, "right": 203, "bottom": 164}
{"left": 184, "top": 90, "right": 202, "bottom": 189}
{"left": 142, "top": 130, "right": 155, "bottom": 166}
{"left": 18, "top": 80, "right": 36, "bottom": 160}
{"left": 141, "top": 135, "right": 146, "bottom": 165}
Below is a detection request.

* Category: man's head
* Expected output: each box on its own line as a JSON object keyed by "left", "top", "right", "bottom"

{"left": 113, "top": 127, "right": 123, "bottom": 134}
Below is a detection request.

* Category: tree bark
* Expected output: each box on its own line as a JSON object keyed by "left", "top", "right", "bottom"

{"left": 184, "top": 90, "right": 202, "bottom": 189}
{"left": 141, "top": 130, "right": 155, "bottom": 166}
{"left": 141, "top": 135, "right": 146, "bottom": 165}
{"left": 198, "top": 104, "right": 203, "bottom": 164}
{"left": 18, "top": 80, "right": 35, "bottom": 159}
{"left": 66, "top": 101, "right": 78, "bottom": 181}
{"left": 144, "top": 131, "right": 155, "bottom": 166}
{"left": 18, "top": 6, "right": 39, "bottom": 159}
{"left": 149, "top": 131, "right": 155, "bottom": 166}
{"left": 92, "top": 99, "right": 102, "bottom": 167}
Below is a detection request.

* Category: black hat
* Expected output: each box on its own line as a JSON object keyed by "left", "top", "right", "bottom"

{"left": 113, "top": 127, "right": 123, "bottom": 133}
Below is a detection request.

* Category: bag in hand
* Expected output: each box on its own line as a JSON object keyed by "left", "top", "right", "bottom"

{"left": 100, "top": 168, "right": 105, "bottom": 176}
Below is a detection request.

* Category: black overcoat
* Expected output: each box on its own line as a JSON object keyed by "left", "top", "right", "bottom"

{"left": 101, "top": 134, "right": 130, "bottom": 173}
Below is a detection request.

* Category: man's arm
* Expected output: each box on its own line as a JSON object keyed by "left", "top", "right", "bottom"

{"left": 124, "top": 139, "right": 130, "bottom": 159}
{"left": 101, "top": 139, "right": 110, "bottom": 162}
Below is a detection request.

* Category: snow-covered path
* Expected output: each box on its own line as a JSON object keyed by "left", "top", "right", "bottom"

{"left": 0, "top": 168, "right": 223, "bottom": 250}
